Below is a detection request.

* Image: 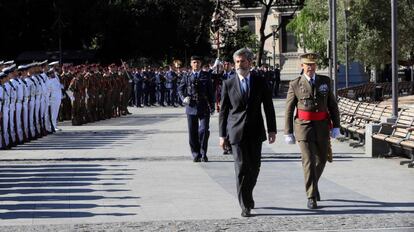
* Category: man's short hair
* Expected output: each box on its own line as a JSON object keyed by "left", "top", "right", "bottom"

{"left": 233, "top": 48, "right": 254, "bottom": 62}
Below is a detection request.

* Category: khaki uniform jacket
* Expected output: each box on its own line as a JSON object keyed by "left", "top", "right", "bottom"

{"left": 284, "top": 74, "right": 340, "bottom": 141}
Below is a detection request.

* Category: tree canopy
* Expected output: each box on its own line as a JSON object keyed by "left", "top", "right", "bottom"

{"left": 0, "top": 0, "right": 216, "bottom": 64}
{"left": 288, "top": 0, "right": 414, "bottom": 68}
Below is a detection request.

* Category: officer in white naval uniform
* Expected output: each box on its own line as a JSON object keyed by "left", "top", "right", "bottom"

{"left": 47, "top": 65, "right": 63, "bottom": 132}
{"left": 10, "top": 70, "right": 24, "bottom": 144}
{"left": 39, "top": 61, "right": 50, "bottom": 134}
{"left": 2, "top": 66, "right": 13, "bottom": 148}
{"left": 0, "top": 72, "right": 5, "bottom": 149}
{"left": 32, "top": 69, "right": 42, "bottom": 137}
{"left": 27, "top": 64, "right": 37, "bottom": 139}
{"left": 17, "top": 65, "right": 30, "bottom": 142}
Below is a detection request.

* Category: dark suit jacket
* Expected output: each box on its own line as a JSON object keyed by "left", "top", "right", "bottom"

{"left": 284, "top": 74, "right": 340, "bottom": 141}
{"left": 219, "top": 71, "right": 277, "bottom": 144}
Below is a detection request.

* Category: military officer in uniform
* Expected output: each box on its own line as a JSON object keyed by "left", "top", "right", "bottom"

{"left": 165, "top": 66, "right": 177, "bottom": 107}
{"left": 178, "top": 55, "right": 215, "bottom": 162}
{"left": 0, "top": 72, "right": 5, "bottom": 149}
{"left": 2, "top": 66, "right": 13, "bottom": 148}
{"left": 47, "top": 62, "right": 63, "bottom": 132}
{"left": 284, "top": 53, "right": 341, "bottom": 209}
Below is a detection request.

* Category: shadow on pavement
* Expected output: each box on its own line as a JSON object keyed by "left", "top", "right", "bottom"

{"left": 255, "top": 199, "right": 414, "bottom": 216}
{"left": 10, "top": 130, "right": 150, "bottom": 150}
{"left": 0, "top": 163, "right": 139, "bottom": 219}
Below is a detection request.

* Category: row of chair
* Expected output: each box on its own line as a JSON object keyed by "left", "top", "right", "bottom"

{"left": 372, "top": 107, "right": 414, "bottom": 168}
{"left": 338, "top": 97, "right": 393, "bottom": 147}
{"left": 338, "top": 81, "right": 414, "bottom": 102}
{"left": 338, "top": 97, "right": 414, "bottom": 168}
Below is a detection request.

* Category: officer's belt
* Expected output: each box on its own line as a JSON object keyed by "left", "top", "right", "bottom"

{"left": 297, "top": 109, "right": 328, "bottom": 121}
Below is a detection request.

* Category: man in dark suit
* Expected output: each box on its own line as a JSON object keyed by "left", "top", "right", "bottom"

{"left": 284, "top": 53, "right": 340, "bottom": 209}
{"left": 178, "top": 55, "right": 215, "bottom": 162}
{"left": 219, "top": 48, "right": 277, "bottom": 217}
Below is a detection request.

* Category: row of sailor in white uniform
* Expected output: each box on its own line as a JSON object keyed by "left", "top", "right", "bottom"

{"left": 0, "top": 60, "right": 62, "bottom": 149}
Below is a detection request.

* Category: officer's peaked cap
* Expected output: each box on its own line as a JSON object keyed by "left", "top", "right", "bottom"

{"left": 190, "top": 55, "right": 202, "bottom": 61}
{"left": 300, "top": 53, "right": 318, "bottom": 64}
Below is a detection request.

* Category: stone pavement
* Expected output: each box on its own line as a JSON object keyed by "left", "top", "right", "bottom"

{"left": 0, "top": 99, "right": 413, "bottom": 231}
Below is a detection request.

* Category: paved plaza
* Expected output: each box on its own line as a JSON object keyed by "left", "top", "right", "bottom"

{"left": 0, "top": 99, "right": 413, "bottom": 231}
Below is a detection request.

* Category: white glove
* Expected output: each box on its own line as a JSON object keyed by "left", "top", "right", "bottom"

{"left": 183, "top": 96, "right": 191, "bottom": 105}
{"left": 284, "top": 134, "right": 296, "bottom": 144}
{"left": 213, "top": 58, "right": 221, "bottom": 67}
{"left": 330, "top": 127, "right": 341, "bottom": 139}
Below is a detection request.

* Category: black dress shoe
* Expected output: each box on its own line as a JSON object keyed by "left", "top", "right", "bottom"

{"left": 241, "top": 208, "right": 251, "bottom": 217}
{"left": 250, "top": 201, "right": 255, "bottom": 209}
{"left": 201, "top": 156, "right": 208, "bottom": 162}
{"left": 193, "top": 156, "right": 201, "bottom": 162}
{"left": 316, "top": 191, "right": 321, "bottom": 201}
{"left": 307, "top": 198, "right": 318, "bottom": 209}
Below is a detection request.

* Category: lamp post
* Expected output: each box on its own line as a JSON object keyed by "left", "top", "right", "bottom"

{"left": 332, "top": 0, "right": 338, "bottom": 97}
{"left": 391, "top": 0, "right": 398, "bottom": 119}
{"left": 271, "top": 24, "right": 278, "bottom": 71}
{"left": 344, "top": 0, "right": 351, "bottom": 88}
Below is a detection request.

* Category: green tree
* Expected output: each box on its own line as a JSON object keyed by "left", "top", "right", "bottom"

{"left": 288, "top": 0, "right": 414, "bottom": 70}
{"left": 0, "top": 0, "right": 216, "bottom": 64}
{"left": 221, "top": 26, "right": 260, "bottom": 61}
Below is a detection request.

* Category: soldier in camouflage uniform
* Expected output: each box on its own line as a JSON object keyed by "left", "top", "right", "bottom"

{"left": 59, "top": 64, "right": 73, "bottom": 121}
{"left": 68, "top": 68, "right": 83, "bottom": 125}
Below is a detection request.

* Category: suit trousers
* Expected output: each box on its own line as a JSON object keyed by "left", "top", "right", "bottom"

{"left": 186, "top": 114, "right": 210, "bottom": 158}
{"left": 232, "top": 140, "right": 262, "bottom": 210}
{"left": 298, "top": 140, "right": 328, "bottom": 198}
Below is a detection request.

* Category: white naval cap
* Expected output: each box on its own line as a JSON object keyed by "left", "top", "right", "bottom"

{"left": 38, "top": 60, "right": 48, "bottom": 66}
{"left": 2, "top": 64, "right": 17, "bottom": 74}
{"left": 48, "top": 61, "right": 59, "bottom": 66}
{"left": 4, "top": 60, "right": 14, "bottom": 65}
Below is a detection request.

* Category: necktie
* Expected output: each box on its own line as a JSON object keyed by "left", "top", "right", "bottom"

{"left": 241, "top": 78, "right": 249, "bottom": 99}
{"left": 309, "top": 77, "right": 315, "bottom": 93}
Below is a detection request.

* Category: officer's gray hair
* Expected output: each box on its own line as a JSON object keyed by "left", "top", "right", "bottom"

{"left": 233, "top": 48, "right": 254, "bottom": 62}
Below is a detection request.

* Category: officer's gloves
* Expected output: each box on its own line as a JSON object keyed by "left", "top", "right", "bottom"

{"left": 284, "top": 134, "right": 296, "bottom": 144}
{"left": 330, "top": 127, "right": 341, "bottom": 139}
{"left": 183, "top": 96, "right": 191, "bottom": 105}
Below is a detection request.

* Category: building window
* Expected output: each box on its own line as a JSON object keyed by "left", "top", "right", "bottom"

{"left": 281, "top": 15, "right": 298, "bottom": 53}
{"left": 239, "top": 17, "right": 255, "bottom": 33}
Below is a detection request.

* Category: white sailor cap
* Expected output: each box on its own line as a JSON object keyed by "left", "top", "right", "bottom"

{"left": 39, "top": 60, "right": 48, "bottom": 66}
{"left": 0, "top": 72, "right": 6, "bottom": 78}
{"left": 2, "top": 64, "right": 17, "bottom": 74}
{"left": 48, "top": 61, "right": 59, "bottom": 66}
{"left": 4, "top": 60, "right": 14, "bottom": 65}
{"left": 0, "top": 61, "right": 4, "bottom": 65}
{"left": 18, "top": 64, "right": 30, "bottom": 71}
